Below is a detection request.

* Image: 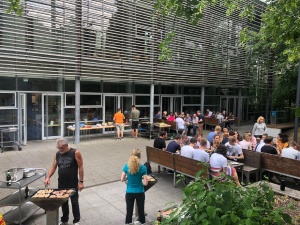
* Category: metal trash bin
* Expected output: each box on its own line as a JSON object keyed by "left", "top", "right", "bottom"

{"left": 270, "top": 111, "right": 278, "bottom": 124}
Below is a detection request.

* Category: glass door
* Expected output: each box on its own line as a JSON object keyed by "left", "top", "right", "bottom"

{"left": 220, "top": 97, "right": 237, "bottom": 115}
{"left": 104, "top": 95, "right": 133, "bottom": 122}
{"left": 161, "top": 96, "right": 182, "bottom": 115}
{"left": 42, "top": 94, "right": 63, "bottom": 140}
{"left": 18, "top": 93, "right": 27, "bottom": 145}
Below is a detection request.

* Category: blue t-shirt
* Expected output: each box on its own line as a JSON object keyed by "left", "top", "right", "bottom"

{"left": 166, "top": 141, "right": 181, "bottom": 153}
{"left": 207, "top": 131, "right": 215, "bottom": 144}
{"left": 123, "top": 164, "right": 147, "bottom": 193}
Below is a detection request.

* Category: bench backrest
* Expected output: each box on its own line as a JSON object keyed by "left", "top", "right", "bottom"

{"left": 173, "top": 154, "right": 209, "bottom": 178}
{"left": 260, "top": 152, "right": 300, "bottom": 178}
{"left": 204, "top": 117, "right": 219, "bottom": 125}
{"left": 242, "top": 149, "right": 261, "bottom": 168}
{"left": 153, "top": 118, "right": 164, "bottom": 123}
{"left": 164, "top": 120, "right": 177, "bottom": 130}
{"left": 146, "top": 146, "right": 174, "bottom": 169}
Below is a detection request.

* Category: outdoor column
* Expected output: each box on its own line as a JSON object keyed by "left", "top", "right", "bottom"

{"left": 75, "top": 77, "right": 80, "bottom": 144}
{"left": 294, "top": 64, "right": 300, "bottom": 142}
{"left": 150, "top": 82, "right": 154, "bottom": 123}
{"left": 237, "top": 88, "right": 242, "bottom": 126}
{"left": 201, "top": 86, "right": 205, "bottom": 113}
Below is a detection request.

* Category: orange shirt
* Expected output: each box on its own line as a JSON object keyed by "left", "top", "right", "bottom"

{"left": 114, "top": 112, "right": 125, "bottom": 124}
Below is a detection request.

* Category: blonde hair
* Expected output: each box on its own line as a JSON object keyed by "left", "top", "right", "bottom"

{"left": 257, "top": 116, "right": 265, "bottom": 123}
{"left": 131, "top": 149, "right": 141, "bottom": 159}
{"left": 128, "top": 156, "right": 140, "bottom": 174}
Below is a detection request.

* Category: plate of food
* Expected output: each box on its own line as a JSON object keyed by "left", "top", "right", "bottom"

{"left": 231, "top": 162, "right": 239, "bottom": 165}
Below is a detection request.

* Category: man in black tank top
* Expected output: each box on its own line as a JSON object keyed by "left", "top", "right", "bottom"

{"left": 44, "top": 138, "right": 84, "bottom": 225}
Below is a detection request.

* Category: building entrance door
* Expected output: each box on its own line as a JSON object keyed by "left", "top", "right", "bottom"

{"left": 42, "top": 94, "right": 63, "bottom": 140}
{"left": 161, "top": 96, "right": 182, "bottom": 115}
{"left": 103, "top": 95, "right": 133, "bottom": 123}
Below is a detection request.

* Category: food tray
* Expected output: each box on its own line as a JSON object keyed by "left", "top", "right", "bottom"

{"left": 29, "top": 188, "right": 75, "bottom": 211}
{"left": 23, "top": 168, "right": 36, "bottom": 178}
{"left": 145, "top": 174, "right": 157, "bottom": 192}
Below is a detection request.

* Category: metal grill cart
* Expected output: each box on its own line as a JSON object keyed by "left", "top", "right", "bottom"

{"left": 127, "top": 175, "right": 157, "bottom": 224}
{"left": 29, "top": 189, "right": 75, "bottom": 225}
{"left": 0, "top": 127, "right": 22, "bottom": 153}
{"left": 0, "top": 168, "right": 46, "bottom": 225}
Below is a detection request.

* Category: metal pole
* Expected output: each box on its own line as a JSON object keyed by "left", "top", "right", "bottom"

{"left": 75, "top": 77, "right": 80, "bottom": 144}
{"left": 201, "top": 86, "right": 205, "bottom": 113}
{"left": 294, "top": 64, "right": 300, "bottom": 142}
{"left": 238, "top": 88, "right": 242, "bottom": 126}
{"left": 150, "top": 83, "right": 154, "bottom": 123}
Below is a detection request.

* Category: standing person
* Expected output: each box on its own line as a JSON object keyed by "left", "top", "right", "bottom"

{"left": 197, "top": 110, "right": 205, "bottom": 136}
{"left": 131, "top": 105, "right": 140, "bottom": 138}
{"left": 153, "top": 131, "right": 167, "bottom": 151}
{"left": 113, "top": 108, "right": 125, "bottom": 140}
{"left": 192, "top": 114, "right": 199, "bottom": 136}
{"left": 121, "top": 149, "right": 148, "bottom": 224}
{"left": 252, "top": 116, "right": 266, "bottom": 139}
{"left": 44, "top": 138, "right": 84, "bottom": 225}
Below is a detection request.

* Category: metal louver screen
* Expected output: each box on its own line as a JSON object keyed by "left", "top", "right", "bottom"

{"left": 0, "top": 0, "right": 266, "bottom": 87}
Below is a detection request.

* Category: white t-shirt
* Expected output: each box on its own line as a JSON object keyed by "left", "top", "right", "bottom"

{"left": 181, "top": 145, "right": 195, "bottom": 159}
{"left": 255, "top": 141, "right": 265, "bottom": 152}
{"left": 239, "top": 140, "right": 251, "bottom": 150}
{"left": 281, "top": 147, "right": 299, "bottom": 159}
{"left": 196, "top": 141, "right": 210, "bottom": 149}
{"left": 175, "top": 117, "right": 185, "bottom": 130}
{"left": 225, "top": 142, "right": 243, "bottom": 156}
{"left": 193, "top": 150, "right": 209, "bottom": 163}
{"left": 210, "top": 153, "right": 227, "bottom": 169}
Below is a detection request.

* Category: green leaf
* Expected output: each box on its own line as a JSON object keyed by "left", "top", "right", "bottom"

{"left": 282, "top": 213, "right": 292, "bottom": 224}
{"left": 246, "top": 209, "right": 253, "bottom": 218}
{"left": 206, "top": 206, "right": 216, "bottom": 218}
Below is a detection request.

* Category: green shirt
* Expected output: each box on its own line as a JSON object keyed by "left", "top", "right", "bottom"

{"left": 131, "top": 109, "right": 140, "bottom": 121}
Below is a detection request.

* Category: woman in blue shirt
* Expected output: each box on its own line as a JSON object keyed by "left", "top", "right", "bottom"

{"left": 121, "top": 149, "right": 148, "bottom": 224}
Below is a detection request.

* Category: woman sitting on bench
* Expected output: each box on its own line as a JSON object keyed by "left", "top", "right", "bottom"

{"left": 209, "top": 144, "right": 241, "bottom": 186}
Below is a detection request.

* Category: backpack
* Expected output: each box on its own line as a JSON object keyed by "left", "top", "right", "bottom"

{"left": 144, "top": 162, "right": 152, "bottom": 174}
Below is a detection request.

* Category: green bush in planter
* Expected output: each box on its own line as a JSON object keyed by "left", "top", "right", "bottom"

{"left": 162, "top": 171, "right": 292, "bottom": 225}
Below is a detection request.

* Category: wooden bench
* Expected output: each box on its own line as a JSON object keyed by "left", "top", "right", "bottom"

{"left": 204, "top": 117, "right": 220, "bottom": 130}
{"left": 242, "top": 149, "right": 261, "bottom": 184}
{"left": 260, "top": 152, "right": 300, "bottom": 180}
{"left": 173, "top": 154, "right": 209, "bottom": 187}
{"left": 146, "top": 146, "right": 208, "bottom": 187}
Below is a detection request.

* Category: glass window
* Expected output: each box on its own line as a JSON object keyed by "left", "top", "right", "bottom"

{"left": 0, "top": 93, "right": 15, "bottom": 107}
{"left": 183, "top": 86, "right": 200, "bottom": 95}
{"left": 204, "top": 96, "right": 220, "bottom": 105}
{"left": 135, "top": 84, "right": 150, "bottom": 94}
{"left": 182, "top": 106, "right": 200, "bottom": 115}
{"left": 65, "top": 79, "right": 75, "bottom": 92}
{"left": 103, "top": 82, "right": 127, "bottom": 93}
{"left": 0, "top": 77, "right": 16, "bottom": 90}
{"left": 0, "top": 109, "right": 18, "bottom": 125}
{"left": 136, "top": 95, "right": 150, "bottom": 105}
{"left": 65, "top": 94, "right": 102, "bottom": 106}
{"left": 18, "top": 77, "right": 64, "bottom": 92}
{"left": 184, "top": 96, "right": 201, "bottom": 104}
{"left": 161, "top": 85, "right": 174, "bottom": 94}
{"left": 64, "top": 107, "right": 102, "bottom": 122}
{"left": 81, "top": 80, "right": 101, "bottom": 92}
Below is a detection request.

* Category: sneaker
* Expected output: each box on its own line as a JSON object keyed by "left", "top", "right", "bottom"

{"left": 121, "top": 137, "right": 124, "bottom": 140}
{"left": 167, "top": 170, "right": 174, "bottom": 174}
{"left": 73, "top": 223, "right": 80, "bottom": 225}
{"left": 59, "top": 223, "right": 68, "bottom": 225}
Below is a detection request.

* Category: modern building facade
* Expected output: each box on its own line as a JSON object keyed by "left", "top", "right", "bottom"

{"left": 0, "top": 0, "right": 268, "bottom": 143}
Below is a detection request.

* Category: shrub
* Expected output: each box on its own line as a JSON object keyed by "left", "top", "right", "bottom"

{"left": 162, "top": 171, "right": 292, "bottom": 225}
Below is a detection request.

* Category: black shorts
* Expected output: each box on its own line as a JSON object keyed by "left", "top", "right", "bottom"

{"left": 132, "top": 121, "right": 139, "bottom": 129}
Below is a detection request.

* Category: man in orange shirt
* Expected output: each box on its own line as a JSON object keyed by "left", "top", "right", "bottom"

{"left": 113, "top": 108, "right": 125, "bottom": 140}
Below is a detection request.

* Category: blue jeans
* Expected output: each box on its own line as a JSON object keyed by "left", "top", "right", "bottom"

{"left": 193, "top": 125, "right": 198, "bottom": 135}
{"left": 125, "top": 193, "right": 145, "bottom": 224}
{"left": 60, "top": 188, "right": 80, "bottom": 223}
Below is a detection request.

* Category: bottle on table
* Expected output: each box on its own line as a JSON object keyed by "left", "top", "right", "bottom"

{"left": 25, "top": 186, "right": 29, "bottom": 198}
{"left": 6, "top": 172, "right": 11, "bottom": 186}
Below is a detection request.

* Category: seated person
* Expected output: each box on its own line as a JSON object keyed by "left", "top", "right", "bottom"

{"left": 255, "top": 133, "right": 268, "bottom": 152}
{"left": 167, "top": 112, "right": 175, "bottom": 122}
{"left": 153, "top": 131, "right": 167, "bottom": 151}
{"left": 166, "top": 135, "right": 182, "bottom": 153}
{"left": 261, "top": 136, "right": 278, "bottom": 155}
{"left": 239, "top": 133, "right": 252, "bottom": 150}
{"left": 215, "top": 111, "right": 224, "bottom": 125}
{"left": 195, "top": 134, "right": 210, "bottom": 149}
{"left": 181, "top": 137, "right": 197, "bottom": 159}
{"left": 181, "top": 135, "right": 191, "bottom": 146}
{"left": 210, "top": 144, "right": 241, "bottom": 186}
{"left": 193, "top": 139, "right": 209, "bottom": 163}
{"left": 207, "top": 126, "right": 222, "bottom": 144}
{"left": 276, "top": 133, "right": 289, "bottom": 154}
{"left": 208, "top": 134, "right": 222, "bottom": 154}
{"left": 155, "top": 111, "right": 161, "bottom": 119}
{"left": 281, "top": 141, "right": 299, "bottom": 159}
{"left": 225, "top": 136, "right": 244, "bottom": 160}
